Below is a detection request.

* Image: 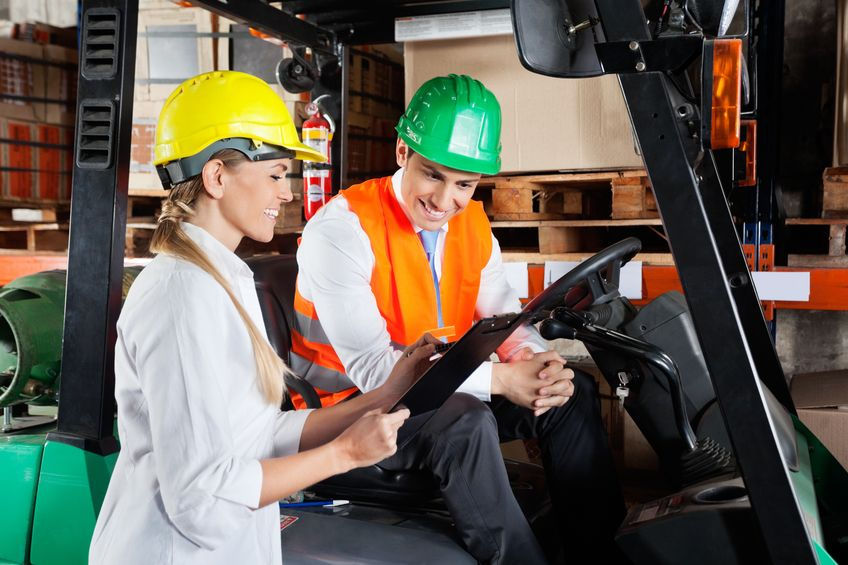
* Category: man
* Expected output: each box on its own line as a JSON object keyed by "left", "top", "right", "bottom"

{"left": 293, "top": 74, "right": 625, "bottom": 563}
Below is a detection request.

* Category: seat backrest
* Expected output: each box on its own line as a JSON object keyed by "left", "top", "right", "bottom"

{"left": 245, "top": 254, "right": 299, "bottom": 361}
{"left": 245, "top": 255, "right": 322, "bottom": 408}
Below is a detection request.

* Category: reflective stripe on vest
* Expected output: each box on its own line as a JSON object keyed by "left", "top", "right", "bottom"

{"left": 290, "top": 175, "right": 493, "bottom": 408}
{"left": 290, "top": 293, "right": 354, "bottom": 409}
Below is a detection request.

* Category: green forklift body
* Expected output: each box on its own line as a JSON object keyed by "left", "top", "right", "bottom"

{"left": 796, "top": 418, "right": 848, "bottom": 563}
{"left": 0, "top": 434, "right": 45, "bottom": 564}
{"left": 29, "top": 440, "right": 116, "bottom": 565}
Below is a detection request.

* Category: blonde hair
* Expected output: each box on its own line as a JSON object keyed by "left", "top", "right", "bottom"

{"left": 151, "top": 149, "right": 288, "bottom": 406}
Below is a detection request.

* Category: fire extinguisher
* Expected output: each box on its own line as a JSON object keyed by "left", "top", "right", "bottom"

{"left": 302, "top": 96, "right": 334, "bottom": 220}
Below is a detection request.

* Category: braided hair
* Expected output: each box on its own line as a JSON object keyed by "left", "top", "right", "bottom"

{"left": 150, "top": 149, "right": 289, "bottom": 406}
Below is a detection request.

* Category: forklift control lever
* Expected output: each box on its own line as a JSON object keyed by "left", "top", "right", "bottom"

{"left": 541, "top": 306, "right": 699, "bottom": 451}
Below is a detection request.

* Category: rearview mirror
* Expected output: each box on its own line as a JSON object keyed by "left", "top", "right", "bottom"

{"left": 511, "top": 0, "right": 605, "bottom": 77}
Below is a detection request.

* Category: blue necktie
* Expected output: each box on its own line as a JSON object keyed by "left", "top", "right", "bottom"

{"left": 419, "top": 230, "right": 444, "bottom": 329}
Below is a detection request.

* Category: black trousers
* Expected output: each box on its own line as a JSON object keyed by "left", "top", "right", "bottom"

{"left": 378, "top": 370, "right": 627, "bottom": 565}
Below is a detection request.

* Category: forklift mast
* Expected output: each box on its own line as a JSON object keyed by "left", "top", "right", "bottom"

{"left": 589, "top": 1, "right": 816, "bottom": 563}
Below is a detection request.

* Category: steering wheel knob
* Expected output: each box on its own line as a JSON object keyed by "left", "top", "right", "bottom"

{"left": 539, "top": 318, "right": 578, "bottom": 341}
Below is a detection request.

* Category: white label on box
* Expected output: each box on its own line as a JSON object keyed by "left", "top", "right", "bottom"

{"left": 12, "top": 209, "right": 47, "bottom": 222}
{"left": 751, "top": 272, "right": 810, "bottom": 301}
{"left": 502, "top": 262, "right": 529, "bottom": 299}
{"left": 395, "top": 9, "right": 513, "bottom": 42}
{"left": 544, "top": 261, "right": 643, "bottom": 300}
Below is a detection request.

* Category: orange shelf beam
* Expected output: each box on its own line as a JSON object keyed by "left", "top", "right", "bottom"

{"left": 0, "top": 256, "right": 151, "bottom": 287}
{"left": 1, "top": 258, "right": 846, "bottom": 312}
{"left": 526, "top": 264, "right": 848, "bottom": 311}
{"left": 0, "top": 255, "right": 68, "bottom": 285}
{"left": 774, "top": 267, "right": 848, "bottom": 311}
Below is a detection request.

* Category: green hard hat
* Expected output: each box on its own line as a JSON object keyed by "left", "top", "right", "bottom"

{"left": 396, "top": 74, "right": 502, "bottom": 175}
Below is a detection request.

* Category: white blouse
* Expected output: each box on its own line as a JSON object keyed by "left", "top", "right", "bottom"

{"left": 90, "top": 222, "right": 312, "bottom": 565}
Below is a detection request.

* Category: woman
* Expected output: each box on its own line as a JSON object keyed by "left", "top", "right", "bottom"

{"left": 89, "top": 70, "right": 434, "bottom": 564}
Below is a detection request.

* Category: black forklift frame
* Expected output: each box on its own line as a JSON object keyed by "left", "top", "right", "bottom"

{"left": 56, "top": 1, "right": 816, "bottom": 563}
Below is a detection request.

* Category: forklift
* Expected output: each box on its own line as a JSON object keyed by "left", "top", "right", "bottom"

{"left": 0, "top": 0, "right": 846, "bottom": 563}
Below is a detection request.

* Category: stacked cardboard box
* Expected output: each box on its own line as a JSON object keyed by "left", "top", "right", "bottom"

{"left": 347, "top": 46, "right": 405, "bottom": 183}
{"left": 791, "top": 370, "right": 848, "bottom": 470}
{"left": 404, "top": 35, "right": 641, "bottom": 173}
{"left": 0, "top": 37, "right": 76, "bottom": 204}
{"left": 0, "top": 38, "right": 76, "bottom": 126}
{"left": 0, "top": 117, "right": 73, "bottom": 202}
{"left": 0, "top": 0, "right": 78, "bottom": 28}
{"left": 12, "top": 21, "right": 77, "bottom": 48}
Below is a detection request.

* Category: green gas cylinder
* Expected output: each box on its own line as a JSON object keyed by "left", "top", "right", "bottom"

{"left": 0, "top": 267, "right": 143, "bottom": 407}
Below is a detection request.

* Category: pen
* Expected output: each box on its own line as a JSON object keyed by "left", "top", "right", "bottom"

{"left": 279, "top": 499, "right": 350, "bottom": 508}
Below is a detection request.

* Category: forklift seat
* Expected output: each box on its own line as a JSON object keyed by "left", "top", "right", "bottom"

{"left": 246, "top": 254, "right": 441, "bottom": 504}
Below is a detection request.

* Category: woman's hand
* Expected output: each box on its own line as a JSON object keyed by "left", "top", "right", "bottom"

{"left": 332, "top": 408, "right": 410, "bottom": 470}
{"left": 379, "top": 333, "right": 441, "bottom": 406}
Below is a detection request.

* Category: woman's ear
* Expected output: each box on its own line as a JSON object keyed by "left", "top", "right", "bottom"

{"left": 200, "top": 159, "right": 226, "bottom": 200}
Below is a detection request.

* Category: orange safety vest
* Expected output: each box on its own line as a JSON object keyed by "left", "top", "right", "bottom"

{"left": 289, "top": 176, "right": 493, "bottom": 408}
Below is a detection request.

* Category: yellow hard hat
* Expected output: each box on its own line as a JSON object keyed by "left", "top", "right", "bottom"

{"left": 153, "top": 70, "right": 326, "bottom": 188}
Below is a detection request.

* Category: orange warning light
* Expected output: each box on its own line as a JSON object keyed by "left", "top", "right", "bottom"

{"left": 707, "top": 38, "right": 742, "bottom": 150}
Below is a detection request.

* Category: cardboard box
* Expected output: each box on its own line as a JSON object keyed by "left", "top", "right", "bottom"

{"left": 13, "top": 21, "right": 77, "bottom": 48}
{"left": 0, "top": 117, "right": 73, "bottom": 202}
{"left": 791, "top": 370, "right": 848, "bottom": 469}
{"left": 0, "top": 38, "right": 76, "bottom": 125}
{"left": 276, "top": 192, "right": 304, "bottom": 229}
{"left": 0, "top": 38, "right": 47, "bottom": 120}
{"left": 135, "top": 6, "right": 215, "bottom": 102}
{"left": 349, "top": 51, "right": 405, "bottom": 120}
{"left": 404, "top": 35, "right": 642, "bottom": 173}
{"left": 39, "top": 43, "right": 76, "bottom": 125}
{"left": 822, "top": 167, "right": 848, "bottom": 218}
{"left": 1, "top": 0, "right": 78, "bottom": 28}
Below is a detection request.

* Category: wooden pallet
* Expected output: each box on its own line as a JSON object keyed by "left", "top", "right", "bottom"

{"left": 0, "top": 199, "right": 70, "bottom": 223}
{"left": 0, "top": 222, "right": 68, "bottom": 252}
{"left": 786, "top": 218, "right": 848, "bottom": 267}
{"left": 822, "top": 167, "right": 848, "bottom": 218}
{"left": 490, "top": 218, "right": 668, "bottom": 259}
{"left": 501, "top": 250, "right": 674, "bottom": 266}
{"left": 476, "top": 169, "right": 658, "bottom": 221}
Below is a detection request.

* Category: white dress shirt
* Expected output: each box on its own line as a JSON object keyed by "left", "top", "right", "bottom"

{"left": 296, "top": 169, "right": 548, "bottom": 401}
{"left": 90, "top": 223, "right": 312, "bottom": 565}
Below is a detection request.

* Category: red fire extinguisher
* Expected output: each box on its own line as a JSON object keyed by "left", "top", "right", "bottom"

{"left": 302, "top": 98, "right": 334, "bottom": 220}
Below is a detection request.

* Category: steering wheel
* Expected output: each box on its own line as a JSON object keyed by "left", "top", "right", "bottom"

{"left": 524, "top": 237, "right": 642, "bottom": 317}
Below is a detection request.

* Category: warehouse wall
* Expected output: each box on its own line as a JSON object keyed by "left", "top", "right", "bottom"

{"left": 777, "top": 310, "right": 848, "bottom": 377}
{"left": 780, "top": 0, "right": 838, "bottom": 217}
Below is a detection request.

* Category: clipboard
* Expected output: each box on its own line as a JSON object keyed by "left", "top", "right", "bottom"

{"left": 390, "top": 262, "right": 578, "bottom": 418}
{"left": 390, "top": 312, "right": 528, "bottom": 416}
